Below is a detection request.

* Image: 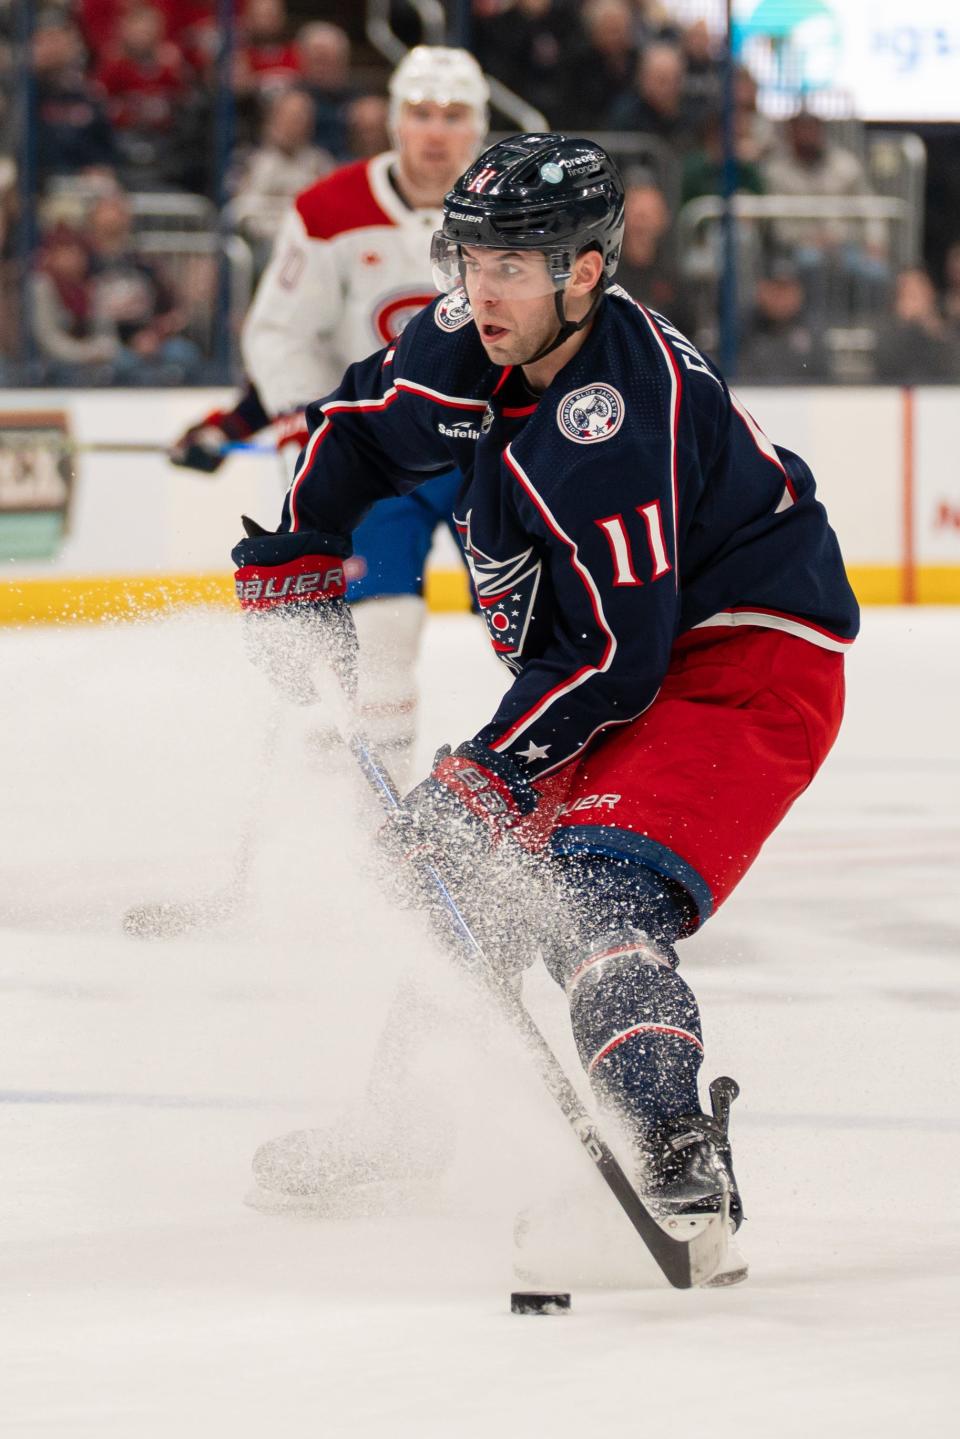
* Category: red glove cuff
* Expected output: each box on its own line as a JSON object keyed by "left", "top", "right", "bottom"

{"left": 432, "top": 752, "right": 527, "bottom": 830}
{"left": 201, "top": 407, "right": 253, "bottom": 442}
{"left": 234, "top": 554, "right": 347, "bottom": 609}
{"left": 274, "top": 410, "right": 310, "bottom": 452}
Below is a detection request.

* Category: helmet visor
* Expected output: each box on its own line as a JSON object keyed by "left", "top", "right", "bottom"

{"left": 431, "top": 232, "right": 564, "bottom": 300}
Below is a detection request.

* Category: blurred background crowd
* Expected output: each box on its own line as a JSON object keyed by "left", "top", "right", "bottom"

{"left": 2, "top": 0, "right": 959, "bottom": 387}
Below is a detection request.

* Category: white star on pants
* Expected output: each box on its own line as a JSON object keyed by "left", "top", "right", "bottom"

{"left": 517, "top": 739, "right": 551, "bottom": 764}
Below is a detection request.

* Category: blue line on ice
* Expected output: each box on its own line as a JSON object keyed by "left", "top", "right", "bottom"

{"left": 1, "top": 1089, "right": 956, "bottom": 1131}
{"left": 0, "top": 1089, "right": 310, "bottom": 1111}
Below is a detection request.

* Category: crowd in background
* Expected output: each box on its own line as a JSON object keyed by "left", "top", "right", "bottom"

{"left": 2, "top": 0, "right": 960, "bottom": 386}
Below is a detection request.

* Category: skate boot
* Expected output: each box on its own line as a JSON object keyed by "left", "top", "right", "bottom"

{"left": 638, "top": 1076, "right": 747, "bottom": 1285}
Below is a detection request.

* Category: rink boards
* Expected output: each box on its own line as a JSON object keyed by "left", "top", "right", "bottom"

{"left": 0, "top": 384, "right": 957, "bottom": 623}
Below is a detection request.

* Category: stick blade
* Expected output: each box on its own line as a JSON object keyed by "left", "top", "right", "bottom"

{"left": 121, "top": 892, "right": 236, "bottom": 939}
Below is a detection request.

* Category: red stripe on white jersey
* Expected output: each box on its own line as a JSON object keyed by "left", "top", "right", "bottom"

{"left": 588, "top": 1024, "right": 704, "bottom": 1073}
{"left": 492, "top": 447, "right": 617, "bottom": 753}
{"left": 692, "top": 606, "right": 854, "bottom": 652}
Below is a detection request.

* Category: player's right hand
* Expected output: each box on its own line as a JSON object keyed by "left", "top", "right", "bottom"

{"left": 232, "top": 521, "right": 357, "bottom": 704}
{"left": 168, "top": 415, "right": 232, "bottom": 474}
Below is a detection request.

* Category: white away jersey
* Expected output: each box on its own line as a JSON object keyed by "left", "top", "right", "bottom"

{"left": 241, "top": 151, "right": 442, "bottom": 415}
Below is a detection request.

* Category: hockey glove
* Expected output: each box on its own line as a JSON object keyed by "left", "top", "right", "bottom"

{"left": 274, "top": 408, "right": 310, "bottom": 458}
{"left": 232, "top": 519, "right": 358, "bottom": 705}
{"left": 170, "top": 412, "right": 241, "bottom": 473}
{"left": 170, "top": 386, "right": 270, "bottom": 474}
{"left": 388, "top": 740, "right": 538, "bottom": 865}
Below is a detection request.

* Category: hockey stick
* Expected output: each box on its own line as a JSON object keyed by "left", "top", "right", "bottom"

{"left": 122, "top": 705, "right": 283, "bottom": 939}
{"left": 0, "top": 436, "right": 277, "bottom": 457}
{"left": 344, "top": 728, "right": 730, "bottom": 1290}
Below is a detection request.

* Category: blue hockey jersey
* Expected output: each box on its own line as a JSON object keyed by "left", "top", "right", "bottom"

{"left": 275, "top": 284, "right": 860, "bottom": 779}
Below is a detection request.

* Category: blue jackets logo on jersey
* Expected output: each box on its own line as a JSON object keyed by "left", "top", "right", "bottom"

{"left": 434, "top": 287, "right": 473, "bottom": 333}
{"left": 455, "top": 509, "right": 542, "bottom": 675}
{"left": 557, "top": 384, "right": 625, "bottom": 443}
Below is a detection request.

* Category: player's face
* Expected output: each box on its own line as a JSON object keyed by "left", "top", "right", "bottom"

{"left": 461, "top": 246, "right": 561, "bottom": 365}
{"left": 396, "top": 101, "right": 482, "bottom": 192}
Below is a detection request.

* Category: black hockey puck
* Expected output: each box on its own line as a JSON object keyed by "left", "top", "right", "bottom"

{"left": 510, "top": 1291, "right": 571, "bottom": 1315}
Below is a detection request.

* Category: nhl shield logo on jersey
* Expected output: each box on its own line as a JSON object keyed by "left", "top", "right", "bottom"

{"left": 557, "top": 384, "right": 625, "bottom": 444}
{"left": 434, "top": 286, "right": 473, "bottom": 333}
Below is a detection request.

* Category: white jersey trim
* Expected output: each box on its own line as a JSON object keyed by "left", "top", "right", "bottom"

{"left": 692, "top": 608, "right": 853, "bottom": 652}
{"left": 367, "top": 151, "right": 444, "bottom": 232}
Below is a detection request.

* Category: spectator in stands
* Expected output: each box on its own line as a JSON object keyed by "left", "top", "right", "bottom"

{"left": 472, "top": 0, "right": 585, "bottom": 127}
{"left": 29, "top": 224, "right": 118, "bottom": 379}
{"left": 0, "top": 153, "right": 15, "bottom": 377}
{"left": 733, "top": 63, "right": 777, "bottom": 166}
{"left": 80, "top": 1, "right": 217, "bottom": 56}
{"left": 345, "top": 95, "right": 391, "bottom": 161}
{"left": 874, "top": 267, "right": 960, "bottom": 385}
{"left": 738, "top": 254, "right": 829, "bottom": 384}
{"left": 606, "top": 40, "right": 696, "bottom": 151}
{"left": 562, "top": 0, "right": 639, "bottom": 131}
{"left": 614, "top": 173, "right": 691, "bottom": 332}
{"left": 760, "top": 111, "right": 888, "bottom": 315}
{"left": 295, "top": 22, "right": 355, "bottom": 162}
{"left": 941, "top": 241, "right": 960, "bottom": 332}
{"left": 680, "top": 18, "right": 722, "bottom": 130}
{"left": 230, "top": 89, "right": 331, "bottom": 250}
{"left": 32, "top": 12, "right": 117, "bottom": 189}
{"left": 86, "top": 191, "right": 202, "bottom": 381}
{"left": 233, "top": 0, "right": 300, "bottom": 100}
{"left": 681, "top": 112, "right": 766, "bottom": 207}
{"left": 94, "top": 3, "right": 199, "bottom": 189}
{"left": 96, "top": 4, "right": 190, "bottom": 132}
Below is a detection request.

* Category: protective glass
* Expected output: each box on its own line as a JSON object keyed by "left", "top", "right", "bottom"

{"left": 431, "top": 232, "right": 563, "bottom": 300}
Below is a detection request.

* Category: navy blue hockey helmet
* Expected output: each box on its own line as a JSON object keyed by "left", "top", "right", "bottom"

{"left": 431, "top": 133, "right": 626, "bottom": 294}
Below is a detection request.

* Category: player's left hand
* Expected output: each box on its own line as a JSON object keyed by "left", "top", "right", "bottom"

{"left": 232, "top": 521, "right": 358, "bottom": 704}
{"left": 274, "top": 408, "right": 310, "bottom": 456}
{"left": 387, "top": 740, "right": 538, "bottom": 865}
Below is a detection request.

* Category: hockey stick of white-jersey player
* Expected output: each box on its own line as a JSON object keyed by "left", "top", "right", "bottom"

{"left": 344, "top": 722, "right": 732, "bottom": 1290}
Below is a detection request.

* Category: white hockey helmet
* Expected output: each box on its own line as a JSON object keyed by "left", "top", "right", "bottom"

{"left": 388, "top": 45, "right": 490, "bottom": 139}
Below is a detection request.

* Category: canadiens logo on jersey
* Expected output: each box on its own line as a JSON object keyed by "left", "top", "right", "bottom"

{"left": 434, "top": 286, "right": 473, "bottom": 333}
{"left": 557, "top": 384, "right": 625, "bottom": 444}
{"left": 372, "top": 290, "right": 437, "bottom": 345}
{"left": 455, "top": 509, "right": 542, "bottom": 674}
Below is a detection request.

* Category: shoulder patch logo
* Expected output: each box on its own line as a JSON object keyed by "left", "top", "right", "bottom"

{"left": 557, "top": 384, "right": 625, "bottom": 444}
{"left": 435, "top": 286, "right": 473, "bottom": 333}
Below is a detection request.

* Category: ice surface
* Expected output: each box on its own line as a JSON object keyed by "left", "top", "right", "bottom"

{"left": 1, "top": 608, "right": 958, "bottom": 1437}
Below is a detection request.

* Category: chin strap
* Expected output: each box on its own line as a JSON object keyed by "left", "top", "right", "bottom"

{"left": 519, "top": 285, "right": 605, "bottom": 367}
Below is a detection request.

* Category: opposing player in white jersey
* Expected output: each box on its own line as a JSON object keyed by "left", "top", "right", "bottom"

{"left": 171, "top": 46, "right": 489, "bottom": 772}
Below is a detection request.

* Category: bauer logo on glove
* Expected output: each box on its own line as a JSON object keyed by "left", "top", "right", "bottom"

{"left": 235, "top": 557, "right": 346, "bottom": 607}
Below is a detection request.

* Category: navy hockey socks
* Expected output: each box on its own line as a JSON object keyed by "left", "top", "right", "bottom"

{"left": 545, "top": 856, "right": 704, "bottom": 1129}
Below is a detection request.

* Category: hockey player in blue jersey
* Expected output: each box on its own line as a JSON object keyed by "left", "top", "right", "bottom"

{"left": 233, "top": 135, "right": 859, "bottom": 1237}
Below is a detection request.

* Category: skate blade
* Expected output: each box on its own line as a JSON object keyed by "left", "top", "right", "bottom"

{"left": 652, "top": 1210, "right": 748, "bottom": 1287}
{"left": 702, "top": 1238, "right": 749, "bottom": 1287}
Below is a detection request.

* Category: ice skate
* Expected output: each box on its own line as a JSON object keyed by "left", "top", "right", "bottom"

{"left": 637, "top": 1077, "right": 748, "bottom": 1285}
